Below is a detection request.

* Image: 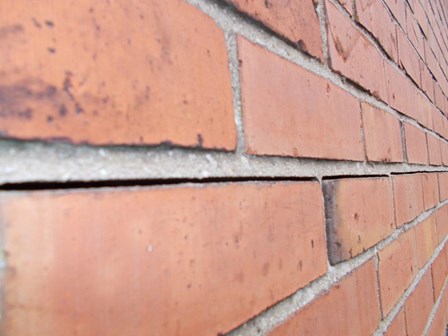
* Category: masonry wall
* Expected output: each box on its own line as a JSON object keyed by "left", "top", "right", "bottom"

{"left": 0, "top": 0, "right": 448, "bottom": 335}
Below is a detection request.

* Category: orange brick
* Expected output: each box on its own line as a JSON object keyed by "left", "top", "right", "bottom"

{"left": 414, "top": 215, "right": 438, "bottom": 268}
{"left": 427, "top": 300, "right": 447, "bottom": 336}
{"left": 238, "top": 37, "right": 364, "bottom": 160}
{"left": 421, "top": 173, "right": 440, "bottom": 210}
{"left": 326, "top": 0, "right": 387, "bottom": 98}
{"left": 436, "top": 205, "right": 448, "bottom": 243}
{"left": 392, "top": 174, "right": 425, "bottom": 226}
{"left": 0, "top": 182, "right": 327, "bottom": 336}
{"left": 432, "top": 245, "right": 448, "bottom": 299}
{"left": 439, "top": 173, "right": 448, "bottom": 201}
{"left": 323, "top": 177, "right": 395, "bottom": 264}
{"left": 269, "top": 260, "right": 379, "bottom": 336}
{"left": 362, "top": 103, "right": 403, "bottom": 162}
{"left": 404, "top": 271, "right": 434, "bottom": 336}
{"left": 378, "top": 229, "right": 418, "bottom": 315}
{"left": 355, "top": 0, "right": 398, "bottom": 62}
{"left": 227, "top": 0, "right": 323, "bottom": 60}
{"left": 427, "top": 134, "right": 443, "bottom": 166}
{"left": 384, "top": 308, "right": 406, "bottom": 336}
{"left": 405, "top": 123, "right": 429, "bottom": 164}
{"left": 0, "top": 0, "right": 236, "bottom": 149}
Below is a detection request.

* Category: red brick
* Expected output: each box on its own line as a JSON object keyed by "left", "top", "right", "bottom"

{"left": 412, "top": 0, "right": 430, "bottom": 38}
{"left": 439, "top": 173, "right": 448, "bottom": 201}
{"left": 421, "top": 173, "right": 440, "bottom": 210}
{"left": 0, "top": 182, "right": 327, "bottom": 336}
{"left": 362, "top": 103, "right": 403, "bottom": 162}
{"left": 421, "top": 62, "right": 435, "bottom": 102}
{"left": 397, "top": 28, "right": 421, "bottom": 86}
{"left": 339, "top": 0, "right": 354, "bottom": 15}
{"left": 378, "top": 229, "right": 418, "bottom": 315}
{"left": 238, "top": 37, "right": 364, "bottom": 160}
{"left": 427, "top": 134, "right": 443, "bottom": 165}
{"left": 326, "top": 0, "right": 387, "bottom": 98}
{"left": 436, "top": 205, "right": 448, "bottom": 243}
{"left": 355, "top": 0, "right": 398, "bottom": 62}
{"left": 269, "top": 260, "right": 379, "bottom": 336}
{"left": 427, "top": 300, "right": 447, "bottom": 336}
{"left": 432, "top": 245, "right": 448, "bottom": 299}
{"left": 227, "top": 0, "right": 323, "bottom": 60}
{"left": 432, "top": 108, "right": 445, "bottom": 137}
{"left": 404, "top": 271, "right": 434, "bottom": 336}
{"left": 323, "top": 177, "right": 395, "bottom": 264}
{"left": 404, "top": 123, "right": 429, "bottom": 164}
{"left": 415, "top": 90, "right": 434, "bottom": 130}
{"left": 414, "top": 215, "right": 438, "bottom": 268}
{"left": 383, "top": 0, "right": 406, "bottom": 29}
{"left": 392, "top": 174, "right": 425, "bottom": 226}
{"left": 384, "top": 308, "right": 406, "bottom": 336}
{"left": 441, "top": 142, "right": 448, "bottom": 165}
{"left": 405, "top": 5, "right": 425, "bottom": 58}
{"left": 0, "top": 0, "right": 236, "bottom": 149}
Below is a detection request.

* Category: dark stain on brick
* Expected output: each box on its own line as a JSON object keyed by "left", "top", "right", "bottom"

{"left": 59, "top": 104, "right": 67, "bottom": 117}
{"left": 31, "top": 18, "right": 42, "bottom": 29}
{"left": 0, "top": 24, "right": 24, "bottom": 39}
{"left": 44, "top": 20, "right": 54, "bottom": 28}
{"left": 47, "top": 47, "right": 56, "bottom": 54}
{"left": 197, "top": 133, "right": 203, "bottom": 147}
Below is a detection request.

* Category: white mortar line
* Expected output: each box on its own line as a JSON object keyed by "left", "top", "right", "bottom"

{"left": 422, "top": 275, "right": 448, "bottom": 335}
{"left": 225, "top": 199, "right": 448, "bottom": 336}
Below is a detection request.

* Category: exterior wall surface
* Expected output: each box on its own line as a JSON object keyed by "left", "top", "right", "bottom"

{"left": 1, "top": 0, "right": 448, "bottom": 335}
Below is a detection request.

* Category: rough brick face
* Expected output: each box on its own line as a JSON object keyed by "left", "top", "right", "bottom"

{"left": 361, "top": 102, "right": 403, "bottom": 162}
{"left": 421, "top": 173, "right": 440, "bottom": 210}
{"left": 269, "top": 260, "right": 379, "bottom": 336}
{"left": 377, "top": 229, "right": 419, "bottom": 315}
{"left": 226, "top": 0, "right": 323, "bottom": 60}
{"left": 323, "top": 177, "right": 395, "bottom": 264}
{"left": 238, "top": 37, "right": 364, "bottom": 160}
{"left": 0, "top": 0, "right": 236, "bottom": 149}
{"left": 404, "top": 123, "right": 429, "bottom": 164}
{"left": 392, "top": 174, "right": 425, "bottom": 226}
{"left": 414, "top": 215, "right": 438, "bottom": 268}
{"left": 431, "top": 245, "right": 448, "bottom": 299}
{"left": 0, "top": 182, "right": 327, "bottom": 336}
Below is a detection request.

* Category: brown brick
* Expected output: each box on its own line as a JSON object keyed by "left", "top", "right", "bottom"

{"left": 362, "top": 103, "right": 403, "bottom": 162}
{"left": 427, "top": 134, "right": 443, "bottom": 165}
{"left": 421, "top": 173, "right": 440, "bottom": 210}
{"left": 414, "top": 215, "right": 438, "bottom": 268}
{"left": 439, "top": 173, "right": 448, "bottom": 201}
{"left": 326, "top": 0, "right": 387, "bottom": 98}
{"left": 238, "top": 37, "right": 364, "bottom": 160}
{"left": 432, "top": 245, "right": 448, "bottom": 299}
{"left": 0, "top": 0, "right": 236, "bottom": 149}
{"left": 392, "top": 174, "right": 425, "bottom": 226}
{"left": 323, "top": 177, "right": 395, "bottom": 264}
{"left": 378, "top": 229, "right": 418, "bottom": 315}
{"left": 227, "top": 0, "right": 323, "bottom": 60}
{"left": 355, "top": 0, "right": 398, "bottom": 62}
{"left": 404, "top": 123, "right": 429, "bottom": 164}
{"left": 0, "top": 182, "right": 327, "bottom": 336}
{"left": 436, "top": 205, "right": 448, "bottom": 243}
{"left": 384, "top": 309, "right": 406, "bottom": 336}
{"left": 404, "top": 271, "right": 434, "bottom": 336}
{"left": 269, "top": 260, "right": 379, "bottom": 336}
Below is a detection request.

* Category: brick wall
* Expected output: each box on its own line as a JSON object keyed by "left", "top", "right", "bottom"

{"left": 0, "top": 0, "right": 448, "bottom": 335}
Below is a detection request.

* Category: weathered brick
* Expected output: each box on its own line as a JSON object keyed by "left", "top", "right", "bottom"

{"left": 432, "top": 107, "right": 445, "bottom": 137}
{"left": 378, "top": 229, "right": 418, "bottom": 315}
{"left": 439, "top": 173, "right": 448, "bottom": 201}
{"left": 414, "top": 215, "right": 438, "bottom": 268}
{"left": 405, "top": 5, "right": 425, "bottom": 58}
{"left": 427, "top": 300, "right": 447, "bottom": 336}
{"left": 432, "top": 245, "right": 448, "bottom": 299}
{"left": 326, "top": 0, "right": 387, "bottom": 98}
{"left": 384, "top": 308, "right": 406, "bottom": 336}
{"left": 0, "top": 0, "right": 236, "bottom": 149}
{"left": 421, "top": 62, "right": 435, "bottom": 102}
{"left": 397, "top": 28, "right": 421, "bottom": 86}
{"left": 238, "top": 37, "right": 364, "bottom": 160}
{"left": 362, "top": 103, "right": 403, "bottom": 162}
{"left": 227, "top": 0, "right": 323, "bottom": 59}
{"left": 427, "top": 134, "right": 443, "bottom": 165}
{"left": 383, "top": 0, "right": 406, "bottom": 29}
{"left": 392, "top": 174, "right": 425, "bottom": 226}
{"left": 269, "top": 260, "right": 379, "bottom": 336}
{"left": 338, "top": 0, "right": 354, "bottom": 15}
{"left": 323, "top": 177, "right": 395, "bottom": 264}
{"left": 404, "top": 271, "right": 434, "bottom": 336}
{"left": 354, "top": 0, "right": 398, "bottom": 62}
{"left": 404, "top": 123, "right": 429, "bottom": 164}
{"left": 436, "top": 204, "right": 448, "bottom": 243}
{"left": 0, "top": 182, "right": 327, "bottom": 336}
{"left": 421, "top": 173, "right": 440, "bottom": 210}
